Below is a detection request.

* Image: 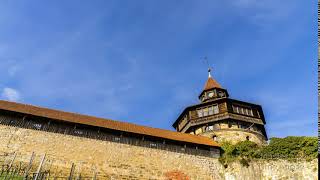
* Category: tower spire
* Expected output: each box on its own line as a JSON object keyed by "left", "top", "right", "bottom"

{"left": 204, "top": 56, "right": 212, "bottom": 78}
{"left": 201, "top": 56, "right": 222, "bottom": 90}
{"left": 204, "top": 56, "right": 211, "bottom": 78}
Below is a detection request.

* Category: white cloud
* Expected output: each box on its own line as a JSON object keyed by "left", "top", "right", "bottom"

{"left": 1, "top": 87, "right": 21, "bottom": 101}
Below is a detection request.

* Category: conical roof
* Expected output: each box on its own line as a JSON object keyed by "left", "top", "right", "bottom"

{"left": 203, "top": 76, "right": 222, "bottom": 90}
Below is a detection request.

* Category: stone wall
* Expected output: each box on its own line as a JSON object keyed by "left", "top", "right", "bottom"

{"left": 200, "top": 129, "right": 266, "bottom": 145}
{"left": 0, "top": 124, "right": 317, "bottom": 179}
{"left": 0, "top": 124, "right": 221, "bottom": 179}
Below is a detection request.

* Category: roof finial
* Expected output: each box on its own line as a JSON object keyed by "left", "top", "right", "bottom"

{"left": 203, "top": 56, "right": 212, "bottom": 78}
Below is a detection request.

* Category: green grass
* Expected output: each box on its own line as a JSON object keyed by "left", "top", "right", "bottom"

{"left": 0, "top": 174, "right": 24, "bottom": 180}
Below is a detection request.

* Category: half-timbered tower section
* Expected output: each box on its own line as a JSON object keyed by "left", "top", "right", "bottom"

{"left": 173, "top": 69, "right": 268, "bottom": 145}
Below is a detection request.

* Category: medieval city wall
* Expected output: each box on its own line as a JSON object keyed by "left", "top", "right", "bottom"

{"left": 0, "top": 124, "right": 222, "bottom": 179}
{"left": 0, "top": 124, "right": 317, "bottom": 179}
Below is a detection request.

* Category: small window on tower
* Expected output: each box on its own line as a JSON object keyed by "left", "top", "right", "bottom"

{"left": 245, "top": 108, "right": 249, "bottom": 115}
{"left": 218, "top": 91, "right": 225, "bottom": 97}
{"left": 205, "top": 126, "right": 209, "bottom": 131}
{"left": 249, "top": 109, "right": 253, "bottom": 116}
{"left": 213, "top": 105, "right": 219, "bottom": 114}
{"left": 208, "top": 125, "right": 214, "bottom": 131}
{"left": 208, "top": 106, "right": 214, "bottom": 115}
{"left": 197, "top": 109, "right": 203, "bottom": 117}
{"left": 213, "top": 135, "right": 217, "bottom": 141}
{"left": 240, "top": 107, "right": 244, "bottom": 114}
{"left": 203, "top": 107, "right": 208, "bottom": 116}
{"left": 235, "top": 106, "right": 239, "bottom": 113}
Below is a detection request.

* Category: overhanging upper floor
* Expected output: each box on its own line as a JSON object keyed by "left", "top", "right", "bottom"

{"left": 173, "top": 98, "right": 266, "bottom": 134}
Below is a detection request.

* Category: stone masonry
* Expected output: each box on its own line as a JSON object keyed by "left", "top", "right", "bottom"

{"left": 0, "top": 124, "right": 318, "bottom": 180}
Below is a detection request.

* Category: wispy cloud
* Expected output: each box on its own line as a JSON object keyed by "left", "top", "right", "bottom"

{"left": 1, "top": 87, "right": 21, "bottom": 101}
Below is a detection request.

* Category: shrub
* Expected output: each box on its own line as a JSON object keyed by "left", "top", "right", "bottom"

{"left": 257, "top": 136, "right": 318, "bottom": 160}
{"left": 219, "top": 136, "right": 317, "bottom": 167}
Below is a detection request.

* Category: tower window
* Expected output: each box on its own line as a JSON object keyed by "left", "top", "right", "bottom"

{"left": 232, "top": 105, "right": 239, "bottom": 113}
{"left": 232, "top": 105, "right": 254, "bottom": 117}
{"left": 197, "top": 104, "right": 219, "bottom": 118}
{"left": 213, "top": 105, "right": 219, "bottom": 114}
{"left": 249, "top": 109, "right": 253, "bottom": 116}
{"left": 197, "top": 109, "right": 203, "bottom": 117}
{"left": 213, "top": 135, "right": 217, "bottom": 141}
{"left": 245, "top": 109, "right": 248, "bottom": 115}
{"left": 240, "top": 107, "right": 244, "bottom": 114}
{"left": 203, "top": 108, "right": 208, "bottom": 116}
{"left": 208, "top": 106, "right": 213, "bottom": 115}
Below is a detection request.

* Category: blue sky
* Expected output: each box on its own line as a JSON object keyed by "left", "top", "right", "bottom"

{"left": 0, "top": 0, "right": 317, "bottom": 138}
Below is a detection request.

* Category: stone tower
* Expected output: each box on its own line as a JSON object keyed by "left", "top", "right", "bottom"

{"left": 172, "top": 69, "right": 268, "bottom": 145}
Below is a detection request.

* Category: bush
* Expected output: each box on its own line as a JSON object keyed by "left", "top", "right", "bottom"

{"left": 232, "top": 140, "right": 259, "bottom": 157}
{"left": 219, "top": 136, "right": 317, "bottom": 167}
{"left": 257, "top": 136, "right": 318, "bottom": 160}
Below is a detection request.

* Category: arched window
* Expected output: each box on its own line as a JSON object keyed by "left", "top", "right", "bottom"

{"left": 213, "top": 135, "right": 217, "bottom": 141}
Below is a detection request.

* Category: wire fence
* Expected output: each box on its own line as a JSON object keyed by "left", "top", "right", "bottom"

{"left": 0, "top": 152, "right": 104, "bottom": 180}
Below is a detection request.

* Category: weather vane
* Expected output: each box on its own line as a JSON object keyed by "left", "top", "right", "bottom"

{"left": 203, "top": 56, "right": 212, "bottom": 78}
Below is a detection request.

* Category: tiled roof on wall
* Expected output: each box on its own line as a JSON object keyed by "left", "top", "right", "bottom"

{"left": 0, "top": 100, "right": 219, "bottom": 147}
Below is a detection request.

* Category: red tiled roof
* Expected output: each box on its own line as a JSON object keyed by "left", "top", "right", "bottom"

{"left": 203, "top": 77, "right": 222, "bottom": 90}
{"left": 0, "top": 100, "right": 219, "bottom": 147}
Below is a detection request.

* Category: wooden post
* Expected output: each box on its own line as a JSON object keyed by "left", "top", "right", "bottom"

{"left": 68, "top": 163, "right": 75, "bottom": 180}
{"left": 24, "top": 152, "right": 35, "bottom": 179}
{"left": 3, "top": 152, "right": 16, "bottom": 180}
{"left": 34, "top": 153, "right": 46, "bottom": 180}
